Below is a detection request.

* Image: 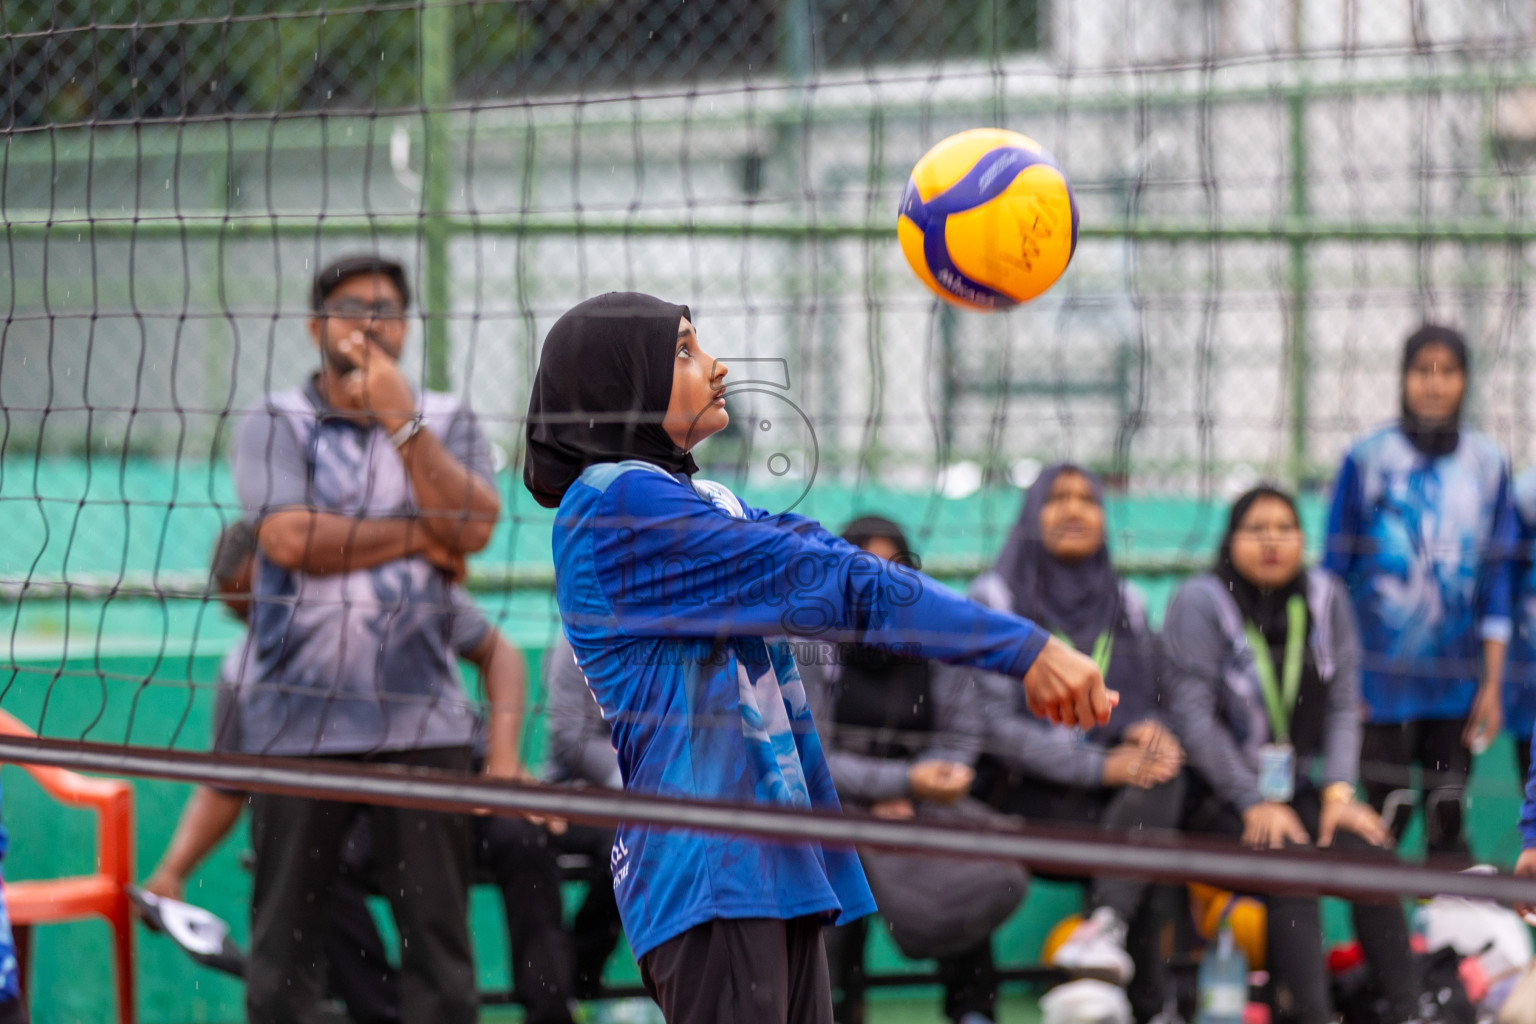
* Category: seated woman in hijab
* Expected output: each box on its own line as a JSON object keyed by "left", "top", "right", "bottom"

{"left": 799, "top": 516, "right": 1007, "bottom": 1024}
{"left": 968, "top": 464, "right": 1185, "bottom": 1019}
{"left": 1164, "top": 485, "right": 1418, "bottom": 1024}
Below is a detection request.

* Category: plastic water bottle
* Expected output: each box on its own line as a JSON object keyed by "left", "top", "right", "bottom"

{"left": 1195, "top": 923, "right": 1249, "bottom": 1024}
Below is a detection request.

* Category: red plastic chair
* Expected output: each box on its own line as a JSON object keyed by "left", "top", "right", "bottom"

{"left": 0, "top": 710, "right": 135, "bottom": 1024}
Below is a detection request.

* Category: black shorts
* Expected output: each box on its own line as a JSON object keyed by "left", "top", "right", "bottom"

{"left": 639, "top": 916, "right": 833, "bottom": 1024}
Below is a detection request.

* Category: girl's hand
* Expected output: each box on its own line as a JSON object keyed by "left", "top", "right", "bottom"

{"left": 1463, "top": 683, "right": 1502, "bottom": 754}
{"left": 1122, "top": 719, "right": 1185, "bottom": 763}
{"left": 1514, "top": 848, "right": 1536, "bottom": 920}
{"left": 1023, "top": 636, "right": 1117, "bottom": 729}
{"left": 907, "top": 760, "right": 974, "bottom": 803}
{"left": 870, "top": 798, "right": 916, "bottom": 820}
{"left": 1101, "top": 743, "right": 1181, "bottom": 789}
{"left": 1240, "top": 801, "right": 1309, "bottom": 849}
{"left": 1318, "top": 799, "right": 1391, "bottom": 848}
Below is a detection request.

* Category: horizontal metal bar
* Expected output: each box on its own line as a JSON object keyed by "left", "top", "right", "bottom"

{"left": 3, "top": 66, "right": 1535, "bottom": 167}
{"left": 0, "top": 733, "right": 1530, "bottom": 905}
{"left": 0, "top": 552, "right": 1213, "bottom": 605}
{"left": 6, "top": 211, "right": 1536, "bottom": 244}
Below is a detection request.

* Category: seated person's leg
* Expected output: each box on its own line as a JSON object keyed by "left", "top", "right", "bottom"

{"left": 1289, "top": 788, "right": 1416, "bottom": 1024}
{"left": 822, "top": 916, "right": 868, "bottom": 1024}
{"left": 478, "top": 814, "right": 576, "bottom": 1024}
{"left": 936, "top": 938, "right": 997, "bottom": 1024}
{"left": 1046, "top": 776, "right": 1188, "bottom": 992}
{"left": 1183, "top": 780, "right": 1331, "bottom": 1024}
{"left": 1263, "top": 891, "right": 1330, "bottom": 1024}
{"left": 557, "top": 823, "right": 625, "bottom": 999}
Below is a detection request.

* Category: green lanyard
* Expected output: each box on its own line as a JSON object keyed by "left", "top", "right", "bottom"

{"left": 1242, "top": 595, "right": 1307, "bottom": 745}
{"left": 1054, "top": 630, "right": 1115, "bottom": 678}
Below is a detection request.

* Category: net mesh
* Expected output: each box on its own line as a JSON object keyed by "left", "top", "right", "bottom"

{"left": 4, "top": 6, "right": 1536, "bottom": 1018}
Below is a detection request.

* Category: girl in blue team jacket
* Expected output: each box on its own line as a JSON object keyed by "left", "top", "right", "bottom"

{"left": 1504, "top": 466, "right": 1536, "bottom": 784}
{"left": 1323, "top": 324, "right": 1516, "bottom": 862}
{"left": 522, "top": 292, "right": 1110, "bottom": 1024}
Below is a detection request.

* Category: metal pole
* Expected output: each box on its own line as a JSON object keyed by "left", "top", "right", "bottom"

{"left": 2, "top": 732, "right": 1536, "bottom": 905}
{"left": 419, "top": 0, "right": 453, "bottom": 392}
{"left": 1286, "top": 91, "right": 1310, "bottom": 484}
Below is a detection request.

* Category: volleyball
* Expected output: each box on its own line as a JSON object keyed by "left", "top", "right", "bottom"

{"left": 897, "top": 128, "right": 1079, "bottom": 310}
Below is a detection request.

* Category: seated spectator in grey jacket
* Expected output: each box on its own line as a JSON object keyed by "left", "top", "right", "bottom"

{"left": 542, "top": 633, "right": 626, "bottom": 998}
{"left": 798, "top": 516, "right": 1002, "bottom": 1024}
{"left": 1164, "top": 485, "right": 1418, "bottom": 1024}
{"left": 968, "top": 464, "right": 1184, "bottom": 1021}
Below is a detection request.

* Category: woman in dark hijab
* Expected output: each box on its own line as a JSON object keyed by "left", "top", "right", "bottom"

{"left": 525, "top": 294, "right": 1110, "bottom": 1024}
{"left": 523, "top": 292, "right": 698, "bottom": 508}
{"left": 1165, "top": 486, "right": 1418, "bottom": 1024}
{"left": 969, "top": 464, "right": 1185, "bottom": 1021}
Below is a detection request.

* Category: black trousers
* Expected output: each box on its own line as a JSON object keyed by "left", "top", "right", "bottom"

{"left": 980, "top": 763, "right": 1189, "bottom": 1024}
{"left": 640, "top": 916, "right": 834, "bottom": 1024}
{"left": 325, "top": 804, "right": 596, "bottom": 1024}
{"left": 1360, "top": 719, "right": 1471, "bottom": 864}
{"left": 476, "top": 814, "right": 577, "bottom": 1024}
{"left": 825, "top": 917, "right": 995, "bottom": 1024}
{"left": 246, "top": 747, "right": 477, "bottom": 1024}
{"left": 1184, "top": 780, "right": 1417, "bottom": 1024}
{"left": 552, "top": 823, "right": 625, "bottom": 1000}
{"left": 327, "top": 826, "right": 402, "bottom": 1024}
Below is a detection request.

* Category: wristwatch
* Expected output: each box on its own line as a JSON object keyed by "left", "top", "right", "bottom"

{"left": 389, "top": 418, "right": 422, "bottom": 449}
{"left": 1322, "top": 781, "right": 1356, "bottom": 805}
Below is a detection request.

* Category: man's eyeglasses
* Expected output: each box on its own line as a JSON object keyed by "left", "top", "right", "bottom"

{"left": 322, "top": 298, "right": 407, "bottom": 322}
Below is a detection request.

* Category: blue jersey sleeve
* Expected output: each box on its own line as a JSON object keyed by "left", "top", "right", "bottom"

{"left": 1324, "top": 451, "right": 1363, "bottom": 582}
{"left": 1477, "top": 463, "right": 1517, "bottom": 643}
{"left": 1522, "top": 735, "right": 1536, "bottom": 849}
{"left": 583, "top": 470, "right": 1048, "bottom": 679}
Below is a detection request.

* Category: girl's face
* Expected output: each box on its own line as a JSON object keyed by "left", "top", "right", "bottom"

{"left": 1403, "top": 341, "right": 1465, "bottom": 423}
{"left": 1039, "top": 470, "right": 1106, "bottom": 563}
{"left": 1228, "top": 496, "right": 1305, "bottom": 589}
{"left": 860, "top": 536, "right": 903, "bottom": 564}
{"left": 663, "top": 316, "right": 729, "bottom": 451}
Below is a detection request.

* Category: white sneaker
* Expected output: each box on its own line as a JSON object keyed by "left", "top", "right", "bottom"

{"left": 1049, "top": 906, "right": 1135, "bottom": 985}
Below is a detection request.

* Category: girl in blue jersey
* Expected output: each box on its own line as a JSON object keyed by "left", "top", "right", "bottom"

{"left": 1505, "top": 465, "right": 1536, "bottom": 783}
{"left": 522, "top": 292, "right": 1111, "bottom": 1024}
{"left": 1323, "top": 325, "right": 1515, "bottom": 862}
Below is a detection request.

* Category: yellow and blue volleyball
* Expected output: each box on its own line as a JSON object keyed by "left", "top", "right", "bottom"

{"left": 898, "top": 128, "right": 1079, "bottom": 311}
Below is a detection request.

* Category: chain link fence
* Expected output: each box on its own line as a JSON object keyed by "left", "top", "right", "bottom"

{"left": 4, "top": 1, "right": 1536, "bottom": 570}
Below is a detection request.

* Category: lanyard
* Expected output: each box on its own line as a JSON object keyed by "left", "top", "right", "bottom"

{"left": 1242, "top": 595, "right": 1307, "bottom": 744}
{"left": 1054, "top": 630, "right": 1115, "bottom": 679}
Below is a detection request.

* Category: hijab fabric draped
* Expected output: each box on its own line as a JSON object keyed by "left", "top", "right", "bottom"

{"left": 523, "top": 292, "right": 697, "bottom": 509}
{"left": 992, "top": 463, "right": 1121, "bottom": 652}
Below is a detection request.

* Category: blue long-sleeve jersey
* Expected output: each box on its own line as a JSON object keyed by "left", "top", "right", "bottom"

{"left": 1522, "top": 736, "right": 1536, "bottom": 848}
{"left": 552, "top": 461, "right": 1049, "bottom": 958}
{"left": 1505, "top": 467, "right": 1536, "bottom": 742}
{"left": 1323, "top": 424, "right": 1515, "bottom": 724}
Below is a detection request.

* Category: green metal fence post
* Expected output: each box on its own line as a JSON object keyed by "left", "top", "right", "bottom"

{"left": 1286, "top": 90, "right": 1311, "bottom": 485}
{"left": 420, "top": 0, "right": 453, "bottom": 392}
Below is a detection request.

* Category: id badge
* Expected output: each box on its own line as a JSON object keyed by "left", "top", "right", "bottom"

{"left": 1258, "top": 743, "right": 1295, "bottom": 803}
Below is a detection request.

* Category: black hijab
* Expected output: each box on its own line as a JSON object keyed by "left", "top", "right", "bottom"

{"left": 838, "top": 516, "right": 925, "bottom": 670}
{"left": 1213, "top": 485, "right": 1330, "bottom": 754}
{"left": 523, "top": 292, "right": 698, "bottom": 509}
{"left": 1399, "top": 323, "right": 1468, "bottom": 458}
{"left": 1214, "top": 486, "right": 1309, "bottom": 643}
{"left": 834, "top": 516, "right": 933, "bottom": 756}
{"left": 992, "top": 463, "right": 1121, "bottom": 652}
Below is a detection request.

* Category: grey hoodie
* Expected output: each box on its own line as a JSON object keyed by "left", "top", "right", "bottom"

{"left": 1162, "top": 568, "right": 1363, "bottom": 811}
